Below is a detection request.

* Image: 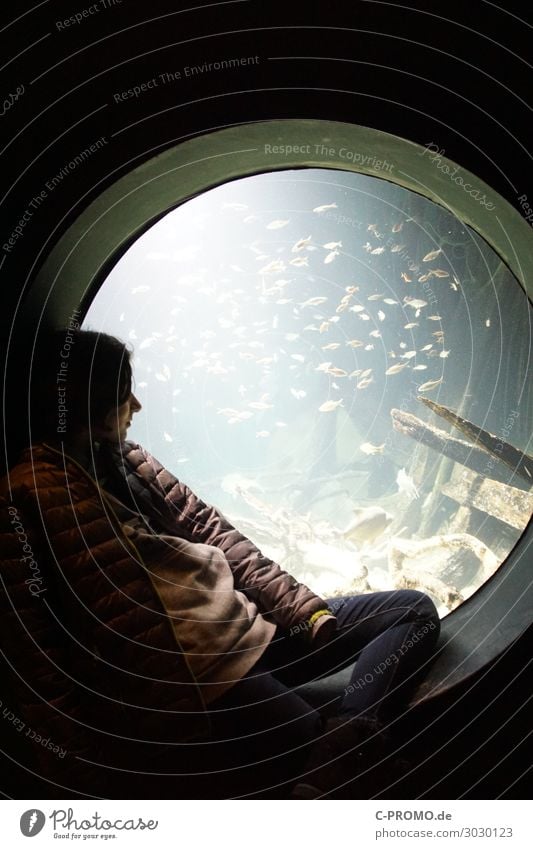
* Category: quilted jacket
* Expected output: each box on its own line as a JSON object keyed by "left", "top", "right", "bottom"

{"left": 0, "top": 439, "right": 328, "bottom": 794}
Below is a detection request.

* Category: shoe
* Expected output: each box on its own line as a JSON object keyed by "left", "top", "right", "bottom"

{"left": 291, "top": 714, "right": 387, "bottom": 799}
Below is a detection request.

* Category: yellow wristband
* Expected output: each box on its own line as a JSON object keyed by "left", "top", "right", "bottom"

{"left": 308, "top": 609, "right": 332, "bottom": 627}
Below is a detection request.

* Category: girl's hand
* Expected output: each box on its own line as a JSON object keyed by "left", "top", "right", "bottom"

{"left": 311, "top": 614, "right": 337, "bottom": 648}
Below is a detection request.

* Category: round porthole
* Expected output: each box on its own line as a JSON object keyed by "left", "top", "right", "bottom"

{"left": 26, "top": 120, "right": 533, "bottom": 700}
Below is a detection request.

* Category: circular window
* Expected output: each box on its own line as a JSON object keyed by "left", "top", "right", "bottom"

{"left": 83, "top": 166, "right": 532, "bottom": 620}
{"left": 28, "top": 120, "right": 532, "bottom": 698}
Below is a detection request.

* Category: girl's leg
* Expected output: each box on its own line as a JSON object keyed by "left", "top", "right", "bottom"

{"left": 264, "top": 589, "right": 440, "bottom": 720}
{"left": 166, "top": 663, "right": 323, "bottom": 798}
{"left": 333, "top": 589, "right": 441, "bottom": 719}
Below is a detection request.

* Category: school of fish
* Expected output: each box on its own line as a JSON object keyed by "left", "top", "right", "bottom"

{"left": 121, "top": 192, "right": 462, "bottom": 453}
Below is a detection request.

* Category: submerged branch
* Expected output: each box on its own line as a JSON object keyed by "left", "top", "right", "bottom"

{"left": 418, "top": 396, "right": 533, "bottom": 484}
{"left": 391, "top": 408, "right": 531, "bottom": 490}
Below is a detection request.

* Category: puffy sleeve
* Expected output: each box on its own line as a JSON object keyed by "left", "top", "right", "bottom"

{"left": 130, "top": 444, "right": 330, "bottom": 632}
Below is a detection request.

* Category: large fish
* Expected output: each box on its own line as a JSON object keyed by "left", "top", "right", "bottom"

{"left": 343, "top": 506, "right": 393, "bottom": 546}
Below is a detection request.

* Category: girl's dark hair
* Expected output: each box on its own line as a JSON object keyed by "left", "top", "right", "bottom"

{"left": 31, "top": 328, "right": 133, "bottom": 442}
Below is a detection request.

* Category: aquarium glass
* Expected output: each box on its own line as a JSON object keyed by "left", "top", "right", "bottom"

{"left": 83, "top": 168, "right": 533, "bottom": 617}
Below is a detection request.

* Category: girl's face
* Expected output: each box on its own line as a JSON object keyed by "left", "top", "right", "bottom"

{"left": 94, "top": 392, "right": 142, "bottom": 444}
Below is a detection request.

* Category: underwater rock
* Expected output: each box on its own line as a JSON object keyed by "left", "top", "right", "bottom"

{"left": 343, "top": 506, "right": 393, "bottom": 546}
{"left": 388, "top": 533, "right": 500, "bottom": 611}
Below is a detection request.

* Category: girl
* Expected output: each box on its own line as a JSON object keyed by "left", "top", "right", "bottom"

{"left": 0, "top": 328, "right": 440, "bottom": 799}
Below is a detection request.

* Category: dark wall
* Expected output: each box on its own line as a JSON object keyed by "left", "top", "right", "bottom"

{"left": 1, "top": 0, "right": 531, "bottom": 799}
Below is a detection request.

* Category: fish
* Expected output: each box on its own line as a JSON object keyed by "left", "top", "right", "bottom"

{"left": 139, "top": 336, "right": 155, "bottom": 349}
{"left": 371, "top": 247, "right": 385, "bottom": 255}
{"left": 259, "top": 260, "right": 286, "bottom": 274}
{"left": 345, "top": 285, "right": 359, "bottom": 294}
{"left": 343, "top": 506, "right": 393, "bottom": 546}
{"left": 396, "top": 468, "right": 419, "bottom": 500}
{"left": 400, "top": 350, "right": 417, "bottom": 359}
{"left": 439, "top": 350, "right": 450, "bottom": 358}
{"left": 336, "top": 302, "right": 350, "bottom": 313}
{"left": 369, "top": 330, "right": 381, "bottom": 338}
{"left": 385, "top": 362, "right": 409, "bottom": 375}
{"left": 377, "top": 310, "right": 386, "bottom": 322}
{"left": 418, "top": 377, "right": 444, "bottom": 392}
{"left": 319, "top": 321, "right": 330, "bottom": 333}
{"left": 422, "top": 248, "right": 442, "bottom": 262}
{"left": 290, "top": 256, "right": 309, "bottom": 267}
{"left": 404, "top": 297, "right": 428, "bottom": 309}
{"left": 217, "top": 407, "right": 242, "bottom": 418}
{"left": 163, "top": 432, "right": 173, "bottom": 442}
{"left": 291, "top": 354, "right": 305, "bottom": 362}
{"left": 349, "top": 305, "right": 365, "bottom": 313}
{"left": 227, "top": 411, "right": 254, "bottom": 424}
{"left": 358, "top": 313, "right": 370, "bottom": 321}
{"left": 316, "top": 361, "right": 333, "bottom": 372}
{"left": 367, "top": 224, "right": 379, "bottom": 233}
{"left": 359, "top": 368, "right": 373, "bottom": 379}
{"left": 367, "top": 293, "right": 384, "bottom": 301}
{"left": 290, "top": 388, "right": 307, "bottom": 399}
{"left": 266, "top": 219, "right": 290, "bottom": 229}
{"left": 346, "top": 339, "right": 364, "bottom": 347}
{"left": 360, "top": 442, "right": 386, "bottom": 455}
{"left": 412, "top": 364, "right": 428, "bottom": 370}
{"left": 326, "top": 367, "right": 348, "bottom": 377}
{"left": 383, "top": 298, "right": 399, "bottom": 305}
{"left": 357, "top": 377, "right": 374, "bottom": 389}
{"left": 256, "top": 430, "right": 270, "bottom": 438}
{"left": 319, "top": 399, "right": 343, "bottom": 412}
{"left": 391, "top": 244, "right": 405, "bottom": 253}
{"left": 362, "top": 242, "right": 373, "bottom": 252}
{"left": 485, "top": 318, "right": 491, "bottom": 327}
{"left": 248, "top": 401, "right": 274, "bottom": 410}
{"left": 301, "top": 296, "right": 328, "bottom": 307}
{"left": 313, "top": 203, "right": 337, "bottom": 213}
{"left": 364, "top": 344, "right": 374, "bottom": 351}
{"left": 431, "top": 269, "right": 450, "bottom": 278}
{"left": 321, "top": 342, "right": 341, "bottom": 350}
{"left": 324, "top": 250, "right": 339, "bottom": 264}
{"left": 404, "top": 322, "right": 419, "bottom": 329}
{"left": 292, "top": 236, "right": 312, "bottom": 251}
{"left": 400, "top": 273, "right": 412, "bottom": 283}
{"left": 323, "top": 241, "right": 342, "bottom": 249}
{"left": 427, "top": 315, "right": 442, "bottom": 321}
{"left": 392, "top": 222, "right": 403, "bottom": 233}
{"left": 420, "top": 344, "right": 433, "bottom": 351}
{"left": 418, "top": 273, "right": 432, "bottom": 283}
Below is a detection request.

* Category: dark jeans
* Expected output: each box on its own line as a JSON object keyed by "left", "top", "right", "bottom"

{"left": 152, "top": 589, "right": 440, "bottom": 798}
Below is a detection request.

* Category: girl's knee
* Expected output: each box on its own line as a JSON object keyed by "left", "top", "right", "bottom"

{"left": 401, "top": 589, "right": 441, "bottom": 630}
